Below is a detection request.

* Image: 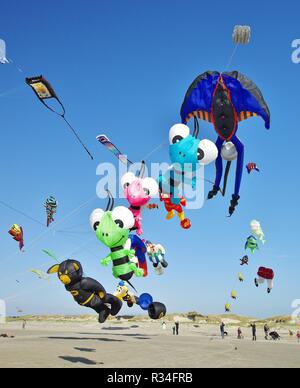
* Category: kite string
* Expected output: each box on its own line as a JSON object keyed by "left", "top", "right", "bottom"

{"left": 225, "top": 44, "right": 239, "bottom": 71}
{"left": 0, "top": 200, "right": 45, "bottom": 227}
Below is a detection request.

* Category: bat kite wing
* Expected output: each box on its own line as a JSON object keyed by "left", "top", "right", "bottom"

{"left": 222, "top": 71, "right": 271, "bottom": 129}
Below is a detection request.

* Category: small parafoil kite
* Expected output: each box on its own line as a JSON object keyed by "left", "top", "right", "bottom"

{"left": 0, "top": 39, "right": 9, "bottom": 64}
{"left": 231, "top": 291, "right": 238, "bottom": 300}
{"left": 96, "top": 134, "right": 131, "bottom": 165}
{"left": 250, "top": 220, "right": 266, "bottom": 244}
{"left": 232, "top": 25, "right": 251, "bottom": 45}
{"left": 255, "top": 267, "right": 274, "bottom": 294}
{"left": 44, "top": 196, "right": 58, "bottom": 227}
{"left": 26, "top": 76, "right": 93, "bottom": 160}
{"left": 240, "top": 255, "right": 249, "bottom": 266}
{"left": 246, "top": 163, "right": 260, "bottom": 174}
{"left": 225, "top": 303, "right": 231, "bottom": 312}
{"left": 42, "top": 249, "right": 59, "bottom": 262}
{"left": 30, "top": 269, "right": 48, "bottom": 280}
{"left": 8, "top": 224, "right": 24, "bottom": 251}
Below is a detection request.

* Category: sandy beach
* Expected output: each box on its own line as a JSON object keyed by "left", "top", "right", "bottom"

{"left": 0, "top": 319, "right": 299, "bottom": 368}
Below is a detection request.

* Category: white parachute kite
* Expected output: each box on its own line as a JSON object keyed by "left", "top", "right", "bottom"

{"left": 232, "top": 26, "right": 251, "bottom": 45}
{"left": 0, "top": 39, "right": 9, "bottom": 64}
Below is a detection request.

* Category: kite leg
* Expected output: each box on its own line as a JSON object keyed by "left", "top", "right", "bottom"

{"left": 229, "top": 135, "right": 244, "bottom": 216}
{"left": 208, "top": 137, "right": 224, "bottom": 200}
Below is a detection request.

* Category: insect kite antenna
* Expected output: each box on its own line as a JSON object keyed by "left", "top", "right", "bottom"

{"left": 105, "top": 190, "right": 115, "bottom": 212}
{"left": 138, "top": 161, "right": 146, "bottom": 179}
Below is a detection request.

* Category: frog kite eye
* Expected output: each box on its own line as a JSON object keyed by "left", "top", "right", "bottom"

{"left": 112, "top": 207, "right": 135, "bottom": 230}
{"left": 142, "top": 178, "right": 159, "bottom": 197}
{"left": 198, "top": 139, "right": 218, "bottom": 165}
{"left": 169, "top": 124, "right": 190, "bottom": 145}
{"left": 89, "top": 209, "right": 105, "bottom": 231}
{"left": 121, "top": 172, "right": 136, "bottom": 189}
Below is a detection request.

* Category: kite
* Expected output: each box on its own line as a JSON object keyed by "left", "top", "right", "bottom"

{"left": 145, "top": 241, "right": 168, "bottom": 275}
{"left": 238, "top": 273, "right": 244, "bottom": 282}
{"left": 0, "top": 39, "right": 9, "bottom": 64}
{"left": 96, "top": 134, "right": 131, "bottom": 165}
{"left": 240, "top": 255, "right": 249, "bottom": 266}
{"left": 44, "top": 196, "right": 58, "bottom": 227}
{"left": 225, "top": 303, "right": 231, "bottom": 312}
{"left": 246, "top": 163, "right": 260, "bottom": 174}
{"left": 90, "top": 191, "right": 146, "bottom": 287}
{"left": 8, "top": 224, "right": 24, "bottom": 251}
{"left": 121, "top": 165, "right": 159, "bottom": 235}
{"left": 114, "top": 282, "right": 167, "bottom": 320}
{"left": 147, "top": 204, "right": 159, "bottom": 210}
{"left": 30, "top": 269, "right": 48, "bottom": 280}
{"left": 231, "top": 291, "right": 238, "bottom": 300}
{"left": 181, "top": 71, "right": 270, "bottom": 216}
{"left": 232, "top": 26, "right": 251, "bottom": 45}
{"left": 159, "top": 123, "right": 218, "bottom": 227}
{"left": 245, "top": 236, "right": 259, "bottom": 254}
{"left": 26, "top": 75, "right": 93, "bottom": 160}
{"left": 255, "top": 267, "right": 274, "bottom": 294}
{"left": 42, "top": 249, "right": 59, "bottom": 262}
{"left": 250, "top": 220, "right": 266, "bottom": 244}
{"left": 47, "top": 260, "right": 122, "bottom": 323}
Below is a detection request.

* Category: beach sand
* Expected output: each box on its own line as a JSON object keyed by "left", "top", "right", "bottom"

{"left": 0, "top": 320, "right": 300, "bottom": 368}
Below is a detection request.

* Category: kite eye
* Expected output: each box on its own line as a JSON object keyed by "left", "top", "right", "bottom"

{"left": 142, "top": 178, "right": 159, "bottom": 197}
{"left": 169, "top": 124, "right": 190, "bottom": 145}
{"left": 197, "top": 139, "right": 218, "bottom": 165}
{"left": 89, "top": 209, "right": 104, "bottom": 231}
{"left": 121, "top": 173, "right": 136, "bottom": 190}
{"left": 112, "top": 207, "right": 135, "bottom": 230}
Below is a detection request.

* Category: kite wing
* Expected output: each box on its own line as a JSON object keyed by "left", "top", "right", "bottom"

{"left": 96, "top": 135, "right": 131, "bottom": 165}
{"left": 129, "top": 234, "right": 148, "bottom": 277}
{"left": 180, "top": 71, "right": 220, "bottom": 124}
{"left": 222, "top": 72, "right": 271, "bottom": 129}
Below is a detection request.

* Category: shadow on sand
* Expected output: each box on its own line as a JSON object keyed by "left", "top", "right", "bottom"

{"left": 59, "top": 356, "right": 104, "bottom": 366}
{"left": 45, "top": 336, "right": 125, "bottom": 342}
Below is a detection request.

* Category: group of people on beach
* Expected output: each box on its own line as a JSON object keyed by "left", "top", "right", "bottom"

{"left": 220, "top": 322, "right": 300, "bottom": 342}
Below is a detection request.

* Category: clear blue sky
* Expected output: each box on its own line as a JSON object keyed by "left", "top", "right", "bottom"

{"left": 0, "top": 0, "right": 299, "bottom": 318}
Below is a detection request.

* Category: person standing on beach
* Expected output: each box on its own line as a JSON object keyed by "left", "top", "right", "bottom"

{"left": 237, "top": 327, "right": 243, "bottom": 339}
{"left": 264, "top": 324, "right": 270, "bottom": 340}
{"left": 175, "top": 322, "right": 180, "bottom": 335}
{"left": 251, "top": 323, "right": 257, "bottom": 341}
{"left": 297, "top": 332, "right": 300, "bottom": 343}
{"left": 172, "top": 326, "right": 176, "bottom": 335}
{"left": 220, "top": 322, "right": 225, "bottom": 339}
{"left": 22, "top": 320, "right": 27, "bottom": 330}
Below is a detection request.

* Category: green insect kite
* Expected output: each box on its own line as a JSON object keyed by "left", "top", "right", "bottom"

{"left": 90, "top": 192, "right": 144, "bottom": 282}
{"left": 245, "top": 236, "right": 259, "bottom": 254}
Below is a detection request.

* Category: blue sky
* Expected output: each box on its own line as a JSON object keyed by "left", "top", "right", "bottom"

{"left": 0, "top": 0, "right": 299, "bottom": 318}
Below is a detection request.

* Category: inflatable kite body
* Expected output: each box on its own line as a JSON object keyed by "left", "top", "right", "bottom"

{"left": 8, "top": 224, "right": 24, "bottom": 251}
{"left": 90, "top": 193, "right": 145, "bottom": 286}
{"left": 181, "top": 71, "right": 270, "bottom": 216}
{"left": 250, "top": 220, "right": 266, "bottom": 244}
{"left": 245, "top": 236, "right": 259, "bottom": 253}
{"left": 48, "top": 260, "right": 122, "bottom": 323}
{"left": 145, "top": 241, "right": 168, "bottom": 275}
{"left": 240, "top": 255, "right": 249, "bottom": 265}
{"left": 128, "top": 234, "right": 148, "bottom": 277}
{"left": 44, "top": 196, "right": 58, "bottom": 227}
{"left": 121, "top": 166, "right": 159, "bottom": 236}
{"left": 246, "top": 163, "right": 260, "bottom": 174}
{"left": 114, "top": 282, "right": 167, "bottom": 320}
{"left": 255, "top": 267, "right": 274, "bottom": 293}
{"left": 159, "top": 124, "right": 217, "bottom": 228}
